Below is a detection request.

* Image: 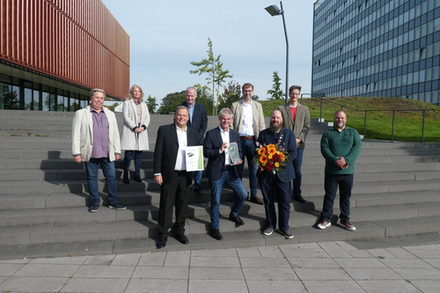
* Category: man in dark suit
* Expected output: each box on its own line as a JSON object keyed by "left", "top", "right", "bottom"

{"left": 257, "top": 110, "right": 297, "bottom": 239}
{"left": 153, "top": 106, "right": 204, "bottom": 249}
{"left": 182, "top": 87, "right": 208, "bottom": 194}
{"left": 204, "top": 108, "right": 248, "bottom": 240}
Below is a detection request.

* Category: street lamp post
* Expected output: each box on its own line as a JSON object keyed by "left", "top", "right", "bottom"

{"left": 265, "top": 1, "right": 289, "bottom": 104}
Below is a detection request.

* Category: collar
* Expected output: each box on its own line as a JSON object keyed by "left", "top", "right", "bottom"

{"left": 175, "top": 124, "right": 187, "bottom": 131}
{"left": 219, "top": 126, "right": 230, "bottom": 133}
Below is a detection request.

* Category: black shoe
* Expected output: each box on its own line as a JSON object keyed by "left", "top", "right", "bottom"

{"left": 293, "top": 195, "right": 306, "bottom": 203}
{"left": 249, "top": 196, "right": 263, "bottom": 205}
{"left": 229, "top": 214, "right": 244, "bottom": 226}
{"left": 279, "top": 229, "right": 294, "bottom": 239}
{"left": 122, "top": 173, "right": 130, "bottom": 184}
{"left": 88, "top": 204, "right": 99, "bottom": 213}
{"left": 156, "top": 234, "right": 167, "bottom": 249}
{"left": 107, "top": 203, "right": 127, "bottom": 210}
{"left": 192, "top": 184, "right": 202, "bottom": 195}
{"left": 133, "top": 175, "right": 142, "bottom": 182}
{"left": 209, "top": 228, "right": 223, "bottom": 240}
{"left": 174, "top": 233, "right": 189, "bottom": 244}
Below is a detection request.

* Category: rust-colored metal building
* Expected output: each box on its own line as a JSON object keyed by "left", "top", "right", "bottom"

{"left": 0, "top": 0, "right": 130, "bottom": 111}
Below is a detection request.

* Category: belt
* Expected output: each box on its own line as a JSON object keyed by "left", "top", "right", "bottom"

{"left": 240, "top": 136, "right": 254, "bottom": 140}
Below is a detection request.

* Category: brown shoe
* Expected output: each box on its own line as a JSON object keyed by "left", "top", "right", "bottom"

{"left": 249, "top": 196, "right": 263, "bottom": 205}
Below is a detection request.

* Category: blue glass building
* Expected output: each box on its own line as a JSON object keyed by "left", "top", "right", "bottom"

{"left": 312, "top": 0, "right": 440, "bottom": 105}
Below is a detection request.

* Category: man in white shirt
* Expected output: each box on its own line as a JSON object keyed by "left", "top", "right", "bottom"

{"left": 204, "top": 108, "right": 247, "bottom": 240}
{"left": 231, "top": 83, "right": 265, "bottom": 205}
{"left": 153, "top": 106, "right": 204, "bottom": 248}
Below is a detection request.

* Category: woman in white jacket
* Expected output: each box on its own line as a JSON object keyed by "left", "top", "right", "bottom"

{"left": 121, "top": 84, "right": 151, "bottom": 184}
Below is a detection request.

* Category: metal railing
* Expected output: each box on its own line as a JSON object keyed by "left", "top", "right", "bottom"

{"left": 318, "top": 98, "right": 440, "bottom": 142}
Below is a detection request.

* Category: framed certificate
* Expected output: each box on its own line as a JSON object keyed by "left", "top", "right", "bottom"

{"left": 186, "top": 145, "right": 204, "bottom": 171}
{"left": 228, "top": 142, "right": 241, "bottom": 165}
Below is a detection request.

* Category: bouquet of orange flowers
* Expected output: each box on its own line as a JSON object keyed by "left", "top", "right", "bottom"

{"left": 254, "top": 143, "right": 288, "bottom": 174}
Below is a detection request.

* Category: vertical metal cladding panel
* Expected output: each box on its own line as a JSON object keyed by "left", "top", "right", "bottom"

{"left": 1, "top": 0, "right": 5, "bottom": 56}
{"left": 1, "top": 0, "right": 129, "bottom": 99}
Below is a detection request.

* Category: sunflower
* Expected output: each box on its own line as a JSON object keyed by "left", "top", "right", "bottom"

{"left": 259, "top": 154, "right": 268, "bottom": 164}
{"left": 274, "top": 162, "right": 280, "bottom": 168}
{"left": 257, "top": 147, "right": 266, "bottom": 155}
{"left": 267, "top": 145, "right": 277, "bottom": 156}
{"left": 277, "top": 152, "right": 285, "bottom": 161}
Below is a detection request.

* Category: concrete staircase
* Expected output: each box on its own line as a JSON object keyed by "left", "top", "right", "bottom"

{"left": 0, "top": 109, "right": 439, "bottom": 259}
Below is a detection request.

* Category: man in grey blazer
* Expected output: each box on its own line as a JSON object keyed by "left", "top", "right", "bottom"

{"left": 231, "top": 82, "right": 265, "bottom": 205}
{"left": 278, "top": 85, "right": 310, "bottom": 203}
{"left": 72, "top": 88, "right": 126, "bottom": 213}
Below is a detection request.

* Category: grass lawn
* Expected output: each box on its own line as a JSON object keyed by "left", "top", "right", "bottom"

{"left": 260, "top": 97, "right": 440, "bottom": 142}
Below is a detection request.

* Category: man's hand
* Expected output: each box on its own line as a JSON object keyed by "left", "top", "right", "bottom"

{"left": 296, "top": 138, "right": 301, "bottom": 144}
{"left": 73, "top": 155, "right": 82, "bottom": 164}
{"left": 154, "top": 175, "right": 163, "bottom": 185}
{"left": 220, "top": 142, "right": 228, "bottom": 153}
{"left": 115, "top": 154, "right": 121, "bottom": 161}
{"left": 336, "top": 157, "right": 347, "bottom": 169}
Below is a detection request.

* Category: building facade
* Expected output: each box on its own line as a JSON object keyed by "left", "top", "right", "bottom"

{"left": 312, "top": 0, "right": 440, "bottom": 105}
{"left": 0, "top": 0, "right": 130, "bottom": 111}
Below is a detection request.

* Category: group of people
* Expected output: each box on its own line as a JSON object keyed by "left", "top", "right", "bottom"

{"left": 72, "top": 82, "right": 362, "bottom": 249}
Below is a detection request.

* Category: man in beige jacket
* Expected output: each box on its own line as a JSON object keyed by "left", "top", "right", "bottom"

{"left": 72, "top": 88, "right": 126, "bottom": 212}
{"left": 231, "top": 83, "right": 265, "bottom": 205}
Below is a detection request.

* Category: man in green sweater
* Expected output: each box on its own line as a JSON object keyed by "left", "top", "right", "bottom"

{"left": 317, "top": 110, "right": 362, "bottom": 231}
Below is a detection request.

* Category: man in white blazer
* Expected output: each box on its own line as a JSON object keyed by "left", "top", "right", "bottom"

{"left": 231, "top": 82, "right": 265, "bottom": 205}
{"left": 72, "top": 88, "right": 126, "bottom": 213}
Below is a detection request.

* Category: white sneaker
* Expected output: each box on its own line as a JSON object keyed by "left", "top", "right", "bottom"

{"left": 342, "top": 222, "right": 357, "bottom": 231}
{"left": 317, "top": 221, "right": 331, "bottom": 230}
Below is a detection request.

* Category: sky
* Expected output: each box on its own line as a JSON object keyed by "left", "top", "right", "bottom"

{"left": 101, "top": 0, "right": 315, "bottom": 104}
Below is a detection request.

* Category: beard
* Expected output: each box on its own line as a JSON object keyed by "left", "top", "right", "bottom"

{"left": 336, "top": 122, "right": 345, "bottom": 129}
{"left": 270, "top": 123, "right": 282, "bottom": 132}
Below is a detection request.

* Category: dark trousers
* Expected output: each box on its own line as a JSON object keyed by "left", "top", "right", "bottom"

{"left": 123, "top": 150, "right": 143, "bottom": 177}
{"left": 259, "top": 173, "right": 291, "bottom": 232}
{"left": 320, "top": 173, "right": 354, "bottom": 223}
{"left": 157, "top": 172, "right": 191, "bottom": 235}
{"left": 238, "top": 137, "right": 258, "bottom": 197}
{"left": 292, "top": 148, "right": 304, "bottom": 198}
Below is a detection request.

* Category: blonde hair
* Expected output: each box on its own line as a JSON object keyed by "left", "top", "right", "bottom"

{"left": 128, "top": 84, "right": 144, "bottom": 100}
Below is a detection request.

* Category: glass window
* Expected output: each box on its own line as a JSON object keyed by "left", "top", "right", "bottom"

{"left": 42, "top": 92, "right": 50, "bottom": 111}
{"left": 24, "top": 88, "right": 32, "bottom": 110}
{"left": 57, "top": 95, "right": 65, "bottom": 112}
{"left": 33, "top": 90, "right": 40, "bottom": 111}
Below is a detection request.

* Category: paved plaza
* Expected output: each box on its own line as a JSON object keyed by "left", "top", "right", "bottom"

{"left": 0, "top": 239, "right": 439, "bottom": 293}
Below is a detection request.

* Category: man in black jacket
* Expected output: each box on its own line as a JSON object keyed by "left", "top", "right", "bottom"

{"left": 257, "top": 110, "right": 297, "bottom": 239}
{"left": 153, "top": 106, "right": 204, "bottom": 248}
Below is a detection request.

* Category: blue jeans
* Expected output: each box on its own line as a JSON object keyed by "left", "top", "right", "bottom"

{"left": 320, "top": 174, "right": 354, "bottom": 223}
{"left": 292, "top": 148, "right": 304, "bottom": 197}
{"left": 123, "top": 150, "right": 143, "bottom": 177}
{"left": 85, "top": 158, "right": 118, "bottom": 206}
{"left": 238, "top": 137, "right": 258, "bottom": 197}
{"left": 209, "top": 168, "right": 247, "bottom": 229}
{"left": 193, "top": 170, "right": 203, "bottom": 187}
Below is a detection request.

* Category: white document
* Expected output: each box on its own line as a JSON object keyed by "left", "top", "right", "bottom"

{"left": 185, "top": 145, "right": 204, "bottom": 171}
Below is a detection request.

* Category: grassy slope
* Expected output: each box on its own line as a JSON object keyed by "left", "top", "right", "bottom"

{"left": 260, "top": 97, "right": 440, "bottom": 142}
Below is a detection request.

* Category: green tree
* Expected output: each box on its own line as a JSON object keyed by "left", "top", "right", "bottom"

{"left": 267, "top": 71, "right": 284, "bottom": 100}
{"left": 217, "top": 80, "right": 241, "bottom": 112}
{"left": 193, "top": 84, "right": 214, "bottom": 115}
{"left": 190, "top": 38, "right": 233, "bottom": 114}
{"left": 146, "top": 95, "right": 158, "bottom": 114}
{"left": 158, "top": 91, "right": 185, "bottom": 114}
